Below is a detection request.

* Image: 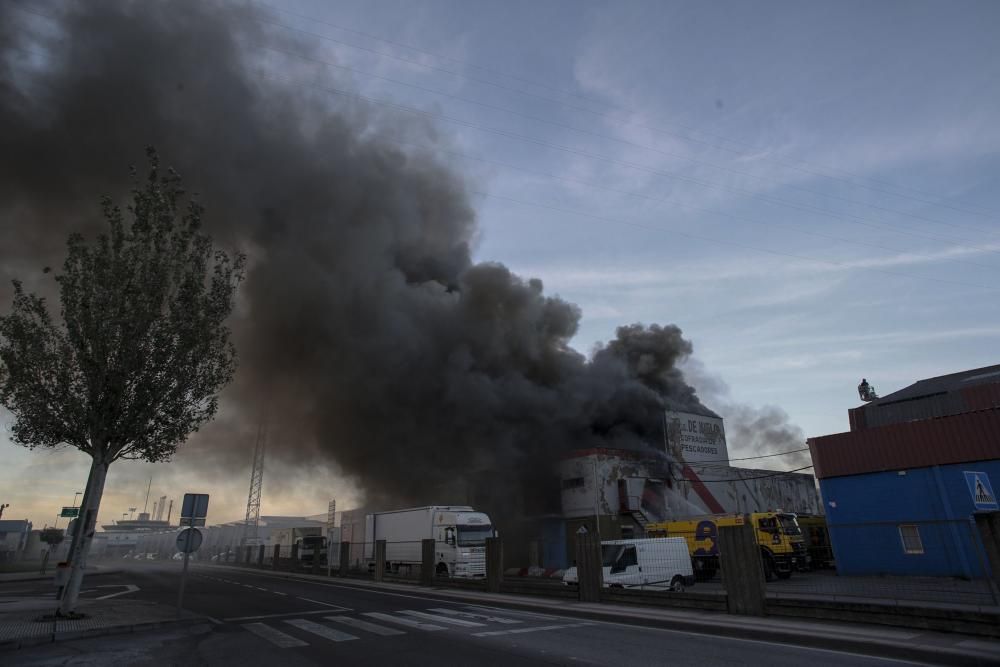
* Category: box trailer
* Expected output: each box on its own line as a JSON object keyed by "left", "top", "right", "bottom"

{"left": 363, "top": 506, "right": 495, "bottom": 578}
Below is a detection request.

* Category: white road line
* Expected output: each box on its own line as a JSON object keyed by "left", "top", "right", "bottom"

{"left": 429, "top": 608, "right": 522, "bottom": 624}
{"left": 274, "top": 591, "right": 288, "bottom": 596}
{"left": 326, "top": 616, "right": 406, "bottom": 636}
{"left": 243, "top": 622, "right": 308, "bottom": 648}
{"left": 254, "top": 587, "right": 268, "bottom": 591}
{"left": 94, "top": 584, "right": 140, "bottom": 600}
{"left": 284, "top": 618, "right": 358, "bottom": 642}
{"left": 363, "top": 612, "right": 445, "bottom": 631}
{"left": 296, "top": 597, "right": 351, "bottom": 610}
{"left": 464, "top": 605, "right": 561, "bottom": 621}
{"left": 473, "top": 622, "right": 594, "bottom": 638}
{"left": 225, "top": 609, "right": 345, "bottom": 622}
{"left": 397, "top": 610, "right": 485, "bottom": 627}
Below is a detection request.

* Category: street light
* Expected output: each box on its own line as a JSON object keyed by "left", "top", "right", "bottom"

{"left": 72, "top": 492, "right": 82, "bottom": 508}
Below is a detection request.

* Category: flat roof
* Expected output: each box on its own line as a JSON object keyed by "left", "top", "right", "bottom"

{"left": 808, "top": 407, "right": 1000, "bottom": 479}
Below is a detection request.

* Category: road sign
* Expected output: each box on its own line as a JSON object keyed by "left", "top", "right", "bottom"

{"left": 60, "top": 507, "right": 79, "bottom": 518}
{"left": 180, "top": 493, "right": 209, "bottom": 520}
{"left": 965, "top": 471, "right": 998, "bottom": 511}
{"left": 576, "top": 525, "right": 588, "bottom": 535}
{"left": 175, "top": 528, "right": 203, "bottom": 554}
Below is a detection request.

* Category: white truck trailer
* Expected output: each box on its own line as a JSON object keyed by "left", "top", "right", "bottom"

{"left": 363, "top": 506, "right": 495, "bottom": 578}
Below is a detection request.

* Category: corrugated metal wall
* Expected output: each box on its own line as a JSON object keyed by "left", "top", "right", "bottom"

{"left": 809, "top": 408, "right": 1000, "bottom": 479}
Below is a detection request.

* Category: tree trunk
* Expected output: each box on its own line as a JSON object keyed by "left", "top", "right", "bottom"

{"left": 58, "top": 456, "right": 109, "bottom": 615}
{"left": 59, "top": 458, "right": 101, "bottom": 580}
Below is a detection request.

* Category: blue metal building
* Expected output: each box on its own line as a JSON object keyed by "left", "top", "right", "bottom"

{"left": 808, "top": 365, "right": 1000, "bottom": 578}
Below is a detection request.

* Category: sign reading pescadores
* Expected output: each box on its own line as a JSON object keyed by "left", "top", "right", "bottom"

{"left": 60, "top": 506, "right": 79, "bottom": 518}
{"left": 665, "top": 410, "right": 729, "bottom": 464}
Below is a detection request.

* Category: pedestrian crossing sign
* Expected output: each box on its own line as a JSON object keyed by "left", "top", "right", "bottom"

{"left": 964, "top": 471, "right": 998, "bottom": 511}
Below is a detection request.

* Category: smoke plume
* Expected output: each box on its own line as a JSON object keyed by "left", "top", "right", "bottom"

{"left": 0, "top": 1, "right": 714, "bottom": 520}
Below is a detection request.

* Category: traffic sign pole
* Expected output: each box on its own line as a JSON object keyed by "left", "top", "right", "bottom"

{"left": 177, "top": 527, "right": 193, "bottom": 618}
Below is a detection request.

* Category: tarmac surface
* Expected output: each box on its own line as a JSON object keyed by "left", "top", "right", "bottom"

{"left": 2, "top": 561, "right": 999, "bottom": 666}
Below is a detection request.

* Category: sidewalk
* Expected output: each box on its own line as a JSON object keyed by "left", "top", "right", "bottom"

{"left": 0, "top": 597, "right": 201, "bottom": 650}
{"left": 0, "top": 565, "right": 122, "bottom": 583}
{"left": 203, "top": 563, "right": 1000, "bottom": 666}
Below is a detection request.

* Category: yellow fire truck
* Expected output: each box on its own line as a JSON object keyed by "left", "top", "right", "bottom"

{"left": 646, "top": 512, "right": 807, "bottom": 581}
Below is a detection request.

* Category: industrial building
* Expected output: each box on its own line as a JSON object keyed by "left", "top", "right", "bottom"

{"left": 0, "top": 519, "right": 33, "bottom": 561}
{"left": 809, "top": 364, "right": 1000, "bottom": 577}
{"left": 557, "top": 409, "right": 821, "bottom": 562}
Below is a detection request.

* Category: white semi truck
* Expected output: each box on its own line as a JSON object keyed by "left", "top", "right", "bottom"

{"left": 363, "top": 506, "right": 495, "bottom": 578}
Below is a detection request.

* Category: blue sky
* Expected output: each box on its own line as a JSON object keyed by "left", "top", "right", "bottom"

{"left": 3, "top": 0, "right": 999, "bottom": 527}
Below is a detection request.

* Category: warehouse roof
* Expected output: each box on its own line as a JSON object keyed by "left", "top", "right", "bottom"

{"left": 868, "top": 363, "right": 1000, "bottom": 407}
{"left": 808, "top": 407, "right": 1000, "bottom": 479}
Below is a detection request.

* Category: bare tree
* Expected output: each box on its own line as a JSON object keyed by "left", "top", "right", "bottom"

{"left": 0, "top": 149, "right": 244, "bottom": 615}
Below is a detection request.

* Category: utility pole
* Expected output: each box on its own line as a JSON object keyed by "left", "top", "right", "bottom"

{"left": 242, "top": 422, "right": 266, "bottom": 546}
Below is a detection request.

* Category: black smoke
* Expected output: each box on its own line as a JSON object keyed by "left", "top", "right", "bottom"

{"left": 0, "top": 1, "right": 712, "bottom": 519}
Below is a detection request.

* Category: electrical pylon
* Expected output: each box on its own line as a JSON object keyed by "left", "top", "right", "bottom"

{"left": 242, "top": 422, "right": 266, "bottom": 545}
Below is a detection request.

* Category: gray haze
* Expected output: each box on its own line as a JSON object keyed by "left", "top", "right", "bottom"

{"left": 0, "top": 1, "right": 714, "bottom": 518}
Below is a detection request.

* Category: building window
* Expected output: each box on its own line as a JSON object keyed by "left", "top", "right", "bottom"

{"left": 898, "top": 524, "right": 924, "bottom": 554}
{"left": 561, "top": 477, "right": 585, "bottom": 490}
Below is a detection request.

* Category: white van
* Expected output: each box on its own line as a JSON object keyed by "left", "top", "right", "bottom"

{"left": 562, "top": 538, "right": 694, "bottom": 592}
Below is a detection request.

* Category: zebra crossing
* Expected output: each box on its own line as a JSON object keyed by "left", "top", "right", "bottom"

{"left": 240, "top": 607, "right": 589, "bottom": 648}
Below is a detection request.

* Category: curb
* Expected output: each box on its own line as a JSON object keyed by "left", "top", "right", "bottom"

{"left": 0, "top": 616, "right": 207, "bottom": 651}
{"left": 0, "top": 568, "right": 125, "bottom": 584}
{"left": 202, "top": 563, "right": 1000, "bottom": 666}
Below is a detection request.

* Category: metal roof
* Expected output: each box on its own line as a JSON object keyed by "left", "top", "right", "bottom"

{"left": 867, "top": 363, "right": 1000, "bottom": 407}
{"left": 851, "top": 363, "right": 1000, "bottom": 430}
{"left": 808, "top": 407, "right": 1000, "bottom": 479}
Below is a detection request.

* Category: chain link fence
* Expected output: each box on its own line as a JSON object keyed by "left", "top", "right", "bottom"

{"left": 763, "top": 519, "right": 1000, "bottom": 609}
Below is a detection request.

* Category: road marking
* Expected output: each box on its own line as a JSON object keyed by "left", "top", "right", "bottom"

{"left": 465, "top": 605, "right": 560, "bottom": 621}
{"left": 254, "top": 587, "right": 268, "bottom": 591}
{"left": 397, "top": 610, "right": 485, "bottom": 627}
{"left": 429, "top": 608, "right": 522, "bottom": 624}
{"left": 200, "top": 565, "right": 936, "bottom": 665}
{"left": 296, "top": 597, "right": 351, "bottom": 610}
{"left": 326, "top": 615, "right": 406, "bottom": 636}
{"left": 363, "top": 612, "right": 445, "bottom": 631}
{"left": 225, "top": 609, "right": 348, "bottom": 622}
{"left": 274, "top": 591, "right": 288, "bottom": 596}
{"left": 474, "top": 622, "right": 594, "bottom": 637}
{"left": 94, "top": 584, "right": 140, "bottom": 600}
{"left": 285, "top": 618, "right": 359, "bottom": 642}
{"left": 243, "top": 622, "right": 308, "bottom": 648}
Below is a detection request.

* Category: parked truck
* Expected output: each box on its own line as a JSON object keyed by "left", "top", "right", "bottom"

{"left": 646, "top": 512, "right": 806, "bottom": 581}
{"left": 272, "top": 526, "right": 325, "bottom": 565}
{"left": 363, "top": 506, "right": 495, "bottom": 578}
{"left": 794, "top": 514, "right": 834, "bottom": 569}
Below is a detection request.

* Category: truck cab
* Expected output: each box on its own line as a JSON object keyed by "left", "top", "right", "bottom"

{"left": 434, "top": 509, "right": 493, "bottom": 578}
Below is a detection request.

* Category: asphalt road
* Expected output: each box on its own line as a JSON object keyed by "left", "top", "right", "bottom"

{"left": 6, "top": 562, "right": 925, "bottom": 666}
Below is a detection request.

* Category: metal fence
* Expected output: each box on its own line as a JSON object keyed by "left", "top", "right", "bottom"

{"left": 763, "top": 519, "right": 1000, "bottom": 609}
{"left": 173, "top": 516, "right": 1000, "bottom": 622}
